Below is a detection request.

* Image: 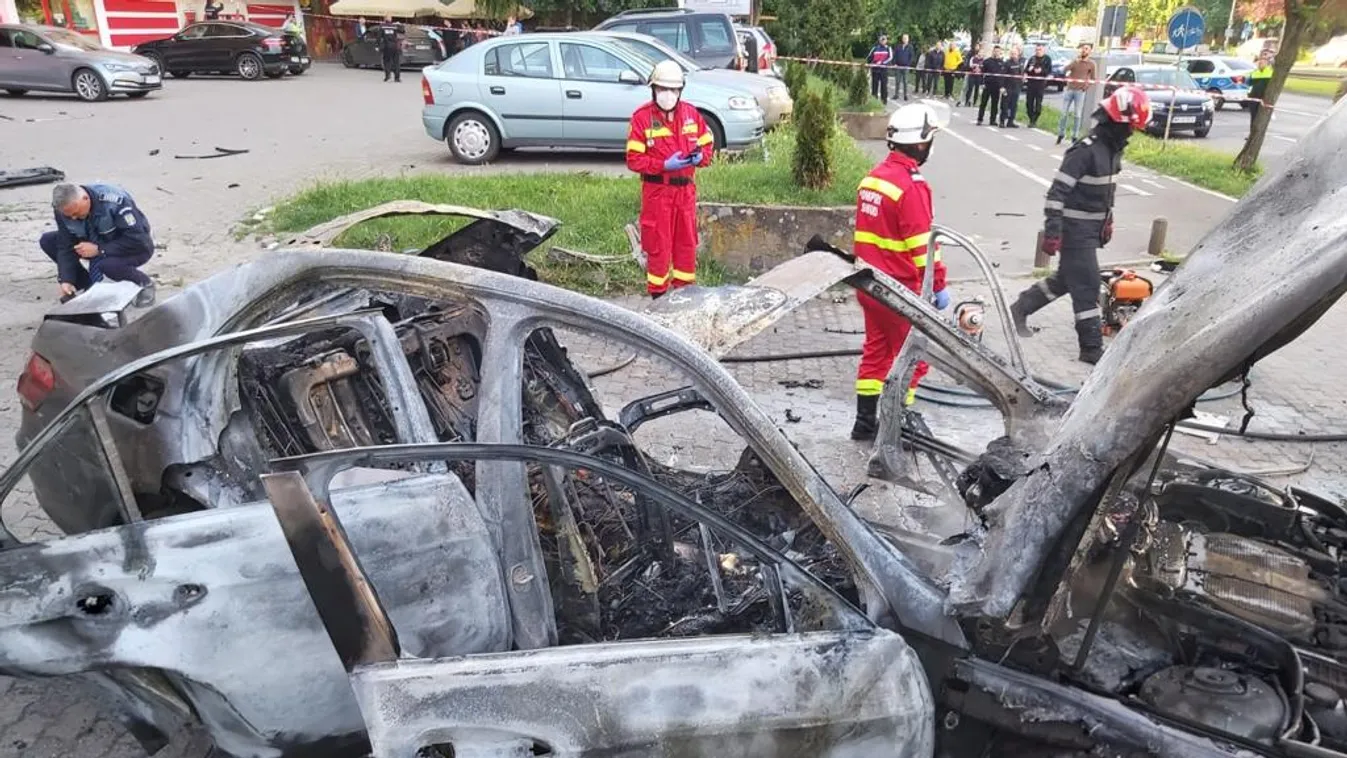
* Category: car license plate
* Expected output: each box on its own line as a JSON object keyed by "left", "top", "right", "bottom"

{"left": 145, "top": 75, "right": 161, "bottom": 84}
{"left": 1173, "top": 116, "right": 1197, "bottom": 124}
{"left": 290, "top": 56, "right": 300, "bottom": 62}
{"left": 416, "top": 44, "right": 430, "bottom": 50}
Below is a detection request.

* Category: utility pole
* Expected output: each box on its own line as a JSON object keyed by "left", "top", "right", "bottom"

{"left": 1224, "top": 0, "right": 1237, "bottom": 49}
{"left": 982, "top": 0, "right": 998, "bottom": 50}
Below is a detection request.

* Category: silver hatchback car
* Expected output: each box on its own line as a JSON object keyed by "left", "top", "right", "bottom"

{"left": 0, "top": 24, "right": 162, "bottom": 101}
{"left": 421, "top": 32, "right": 765, "bottom": 164}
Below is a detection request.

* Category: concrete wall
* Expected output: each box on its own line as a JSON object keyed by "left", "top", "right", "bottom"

{"left": 697, "top": 202, "right": 853, "bottom": 275}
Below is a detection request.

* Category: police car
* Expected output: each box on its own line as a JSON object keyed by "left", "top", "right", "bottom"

{"left": 1183, "top": 56, "right": 1255, "bottom": 110}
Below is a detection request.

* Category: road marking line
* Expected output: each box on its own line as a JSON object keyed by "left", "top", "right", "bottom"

{"left": 1272, "top": 135, "right": 1297, "bottom": 143}
{"left": 942, "top": 126, "right": 1050, "bottom": 189}
{"left": 1142, "top": 178, "right": 1165, "bottom": 189}
{"left": 1027, "top": 144, "right": 1043, "bottom": 152}
{"left": 1163, "top": 173, "right": 1238, "bottom": 203}
{"left": 1120, "top": 183, "right": 1152, "bottom": 197}
{"left": 1003, "top": 134, "right": 1021, "bottom": 141}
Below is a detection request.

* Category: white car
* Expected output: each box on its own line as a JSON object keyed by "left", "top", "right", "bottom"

{"left": 1184, "top": 56, "right": 1255, "bottom": 109}
{"left": 1312, "top": 34, "right": 1347, "bottom": 67}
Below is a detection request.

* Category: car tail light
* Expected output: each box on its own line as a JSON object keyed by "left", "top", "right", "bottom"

{"left": 263, "top": 36, "right": 283, "bottom": 51}
{"left": 17, "top": 353, "right": 55, "bottom": 411}
{"left": 1232, "top": 75, "right": 1245, "bottom": 84}
{"left": 421, "top": 75, "right": 434, "bottom": 105}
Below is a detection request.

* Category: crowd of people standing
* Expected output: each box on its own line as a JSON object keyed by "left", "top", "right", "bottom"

{"left": 866, "top": 36, "right": 1068, "bottom": 133}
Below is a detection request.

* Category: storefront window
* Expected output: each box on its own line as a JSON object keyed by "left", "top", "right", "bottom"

{"left": 15, "top": 0, "right": 43, "bottom": 23}
{"left": 67, "top": 0, "right": 96, "bottom": 31}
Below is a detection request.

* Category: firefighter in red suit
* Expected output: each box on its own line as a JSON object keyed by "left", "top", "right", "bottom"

{"left": 626, "top": 60, "right": 715, "bottom": 298}
{"left": 851, "top": 101, "right": 951, "bottom": 441}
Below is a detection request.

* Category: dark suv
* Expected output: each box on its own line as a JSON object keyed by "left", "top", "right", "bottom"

{"left": 593, "top": 8, "right": 741, "bottom": 70}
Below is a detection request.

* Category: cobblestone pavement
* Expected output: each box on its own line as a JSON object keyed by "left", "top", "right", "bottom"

{"left": 1, "top": 64, "right": 1343, "bottom": 757}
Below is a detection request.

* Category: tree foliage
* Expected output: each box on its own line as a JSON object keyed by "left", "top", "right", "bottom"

{"left": 518, "top": 0, "right": 675, "bottom": 27}
{"left": 767, "top": 0, "right": 865, "bottom": 58}
{"left": 847, "top": 65, "right": 871, "bottom": 107}
{"left": 792, "top": 89, "right": 836, "bottom": 190}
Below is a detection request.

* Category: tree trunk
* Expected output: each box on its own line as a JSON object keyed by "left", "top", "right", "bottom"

{"left": 1235, "top": 0, "right": 1310, "bottom": 171}
{"left": 982, "top": 0, "right": 999, "bottom": 50}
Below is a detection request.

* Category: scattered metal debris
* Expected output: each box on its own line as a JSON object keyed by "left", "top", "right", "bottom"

{"left": 778, "top": 379, "right": 823, "bottom": 390}
{"left": 0, "top": 166, "right": 65, "bottom": 189}
{"left": 784, "top": 409, "right": 802, "bottom": 423}
{"left": 173, "top": 146, "right": 250, "bottom": 160}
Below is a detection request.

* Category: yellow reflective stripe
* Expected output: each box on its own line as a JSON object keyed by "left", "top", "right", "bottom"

{"left": 696, "top": 133, "right": 714, "bottom": 146}
{"left": 904, "top": 387, "right": 917, "bottom": 406}
{"left": 854, "top": 230, "right": 932, "bottom": 254}
{"left": 682, "top": 123, "right": 699, "bottom": 134}
{"left": 856, "top": 379, "right": 884, "bottom": 396}
{"left": 645, "top": 127, "right": 674, "bottom": 138}
{"left": 911, "top": 254, "right": 927, "bottom": 267}
{"left": 859, "top": 176, "right": 903, "bottom": 202}
{"left": 671, "top": 269, "right": 696, "bottom": 282}
{"left": 647, "top": 271, "right": 670, "bottom": 286}
{"left": 626, "top": 140, "right": 647, "bottom": 153}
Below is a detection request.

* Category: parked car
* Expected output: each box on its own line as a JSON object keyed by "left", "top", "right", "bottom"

{"left": 1106, "top": 64, "right": 1214, "bottom": 137}
{"left": 593, "top": 7, "right": 741, "bottom": 71}
{"left": 735, "top": 25, "right": 776, "bottom": 74}
{"left": 593, "top": 30, "right": 792, "bottom": 127}
{"left": 421, "top": 32, "right": 764, "bottom": 164}
{"left": 1311, "top": 34, "right": 1347, "bottom": 67}
{"left": 1046, "top": 44, "right": 1073, "bottom": 91}
{"left": 1184, "top": 55, "right": 1255, "bottom": 109}
{"left": 132, "top": 21, "right": 309, "bottom": 80}
{"left": 341, "top": 24, "right": 444, "bottom": 69}
{"left": 0, "top": 24, "right": 161, "bottom": 101}
{"left": 1236, "top": 36, "right": 1278, "bottom": 60}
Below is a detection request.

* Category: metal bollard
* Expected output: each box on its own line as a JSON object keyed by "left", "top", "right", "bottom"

{"left": 1033, "top": 231, "right": 1048, "bottom": 269}
{"left": 1148, "top": 218, "right": 1168, "bottom": 258}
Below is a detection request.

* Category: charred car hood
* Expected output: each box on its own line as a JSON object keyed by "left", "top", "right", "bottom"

{"left": 948, "top": 97, "right": 1347, "bottom": 619}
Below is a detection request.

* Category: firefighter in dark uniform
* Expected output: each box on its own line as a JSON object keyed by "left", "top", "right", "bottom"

{"left": 1009, "top": 86, "right": 1152, "bottom": 365}
{"left": 377, "top": 14, "right": 404, "bottom": 82}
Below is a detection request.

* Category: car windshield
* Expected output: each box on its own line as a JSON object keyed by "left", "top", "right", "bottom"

{"left": 599, "top": 39, "right": 660, "bottom": 75}
{"left": 1223, "top": 58, "right": 1255, "bottom": 71}
{"left": 43, "top": 28, "right": 103, "bottom": 51}
{"left": 610, "top": 36, "right": 702, "bottom": 71}
{"left": 1135, "top": 67, "right": 1199, "bottom": 89}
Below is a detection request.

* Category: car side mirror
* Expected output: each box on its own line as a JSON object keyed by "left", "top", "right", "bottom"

{"left": 618, "top": 70, "right": 642, "bottom": 85}
{"left": 37, "top": 42, "right": 55, "bottom": 54}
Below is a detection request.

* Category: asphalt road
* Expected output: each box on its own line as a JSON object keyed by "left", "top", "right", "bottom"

{"left": 0, "top": 61, "right": 1320, "bottom": 758}
{"left": 1040, "top": 87, "right": 1333, "bottom": 159}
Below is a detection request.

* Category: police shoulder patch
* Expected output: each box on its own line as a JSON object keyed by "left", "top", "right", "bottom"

{"left": 122, "top": 210, "right": 137, "bottom": 226}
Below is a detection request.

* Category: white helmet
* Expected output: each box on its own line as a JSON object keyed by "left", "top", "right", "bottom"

{"left": 650, "top": 60, "right": 685, "bottom": 89}
{"left": 887, "top": 100, "right": 951, "bottom": 145}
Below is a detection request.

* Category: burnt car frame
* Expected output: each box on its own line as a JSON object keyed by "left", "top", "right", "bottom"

{"left": 4, "top": 100, "right": 1347, "bottom": 757}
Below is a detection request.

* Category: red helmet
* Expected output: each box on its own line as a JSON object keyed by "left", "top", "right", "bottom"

{"left": 1100, "top": 85, "right": 1152, "bottom": 130}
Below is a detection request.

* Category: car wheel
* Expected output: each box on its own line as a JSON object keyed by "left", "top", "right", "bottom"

{"left": 445, "top": 111, "right": 500, "bottom": 165}
{"left": 342, "top": 49, "right": 357, "bottom": 68}
{"left": 170, "top": 70, "right": 191, "bottom": 79}
{"left": 1207, "top": 88, "right": 1225, "bottom": 110}
{"left": 1194, "top": 120, "right": 1212, "bottom": 138}
{"left": 4, "top": 88, "right": 28, "bottom": 96}
{"left": 126, "top": 91, "right": 150, "bottom": 99}
{"left": 700, "top": 111, "right": 726, "bottom": 150}
{"left": 71, "top": 68, "right": 108, "bottom": 102}
{"left": 141, "top": 51, "right": 163, "bottom": 70}
{"left": 236, "top": 52, "right": 264, "bottom": 80}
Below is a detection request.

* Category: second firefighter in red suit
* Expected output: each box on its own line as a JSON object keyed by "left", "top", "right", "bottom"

{"left": 625, "top": 60, "right": 715, "bottom": 298}
{"left": 851, "top": 101, "right": 951, "bottom": 441}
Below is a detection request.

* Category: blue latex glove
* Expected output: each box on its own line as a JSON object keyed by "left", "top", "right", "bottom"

{"left": 931, "top": 289, "right": 951, "bottom": 310}
{"left": 689, "top": 149, "right": 704, "bottom": 166}
{"left": 663, "top": 152, "right": 692, "bottom": 172}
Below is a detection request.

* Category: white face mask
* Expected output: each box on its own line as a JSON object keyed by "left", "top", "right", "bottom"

{"left": 655, "top": 90, "right": 679, "bottom": 111}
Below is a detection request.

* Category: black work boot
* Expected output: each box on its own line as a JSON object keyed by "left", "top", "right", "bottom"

{"left": 850, "top": 394, "right": 880, "bottom": 441}
{"left": 1010, "top": 300, "right": 1033, "bottom": 338}
{"left": 1076, "top": 316, "right": 1104, "bottom": 365}
{"left": 1079, "top": 346, "right": 1104, "bottom": 364}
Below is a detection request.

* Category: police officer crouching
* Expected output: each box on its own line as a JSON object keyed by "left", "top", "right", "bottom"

{"left": 1009, "top": 86, "right": 1152, "bottom": 364}
{"left": 40, "top": 182, "right": 156, "bottom": 307}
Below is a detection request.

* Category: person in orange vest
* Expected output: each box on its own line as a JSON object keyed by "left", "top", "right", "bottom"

{"left": 625, "top": 60, "right": 715, "bottom": 298}
{"left": 851, "top": 101, "right": 950, "bottom": 441}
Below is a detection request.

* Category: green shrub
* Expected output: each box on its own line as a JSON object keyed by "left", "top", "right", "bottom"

{"left": 784, "top": 60, "right": 808, "bottom": 103}
{"left": 847, "top": 64, "right": 870, "bottom": 108}
{"left": 793, "top": 89, "right": 836, "bottom": 190}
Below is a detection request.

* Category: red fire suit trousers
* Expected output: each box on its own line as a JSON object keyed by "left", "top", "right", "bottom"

{"left": 856, "top": 281, "right": 930, "bottom": 404}
{"left": 641, "top": 179, "right": 698, "bottom": 296}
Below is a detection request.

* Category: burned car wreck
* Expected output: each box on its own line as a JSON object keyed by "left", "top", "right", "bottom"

{"left": 3, "top": 102, "right": 1347, "bottom": 757}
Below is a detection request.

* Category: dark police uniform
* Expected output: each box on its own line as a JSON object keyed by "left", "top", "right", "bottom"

{"left": 40, "top": 183, "right": 154, "bottom": 291}
{"left": 977, "top": 55, "right": 1005, "bottom": 125}
{"left": 377, "top": 21, "right": 405, "bottom": 81}
{"left": 1011, "top": 126, "right": 1123, "bottom": 355}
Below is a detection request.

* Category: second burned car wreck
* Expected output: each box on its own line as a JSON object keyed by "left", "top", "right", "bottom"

{"left": 2, "top": 102, "right": 1347, "bottom": 757}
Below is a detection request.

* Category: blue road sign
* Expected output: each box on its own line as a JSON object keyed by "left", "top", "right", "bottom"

{"left": 1167, "top": 7, "right": 1206, "bottom": 51}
